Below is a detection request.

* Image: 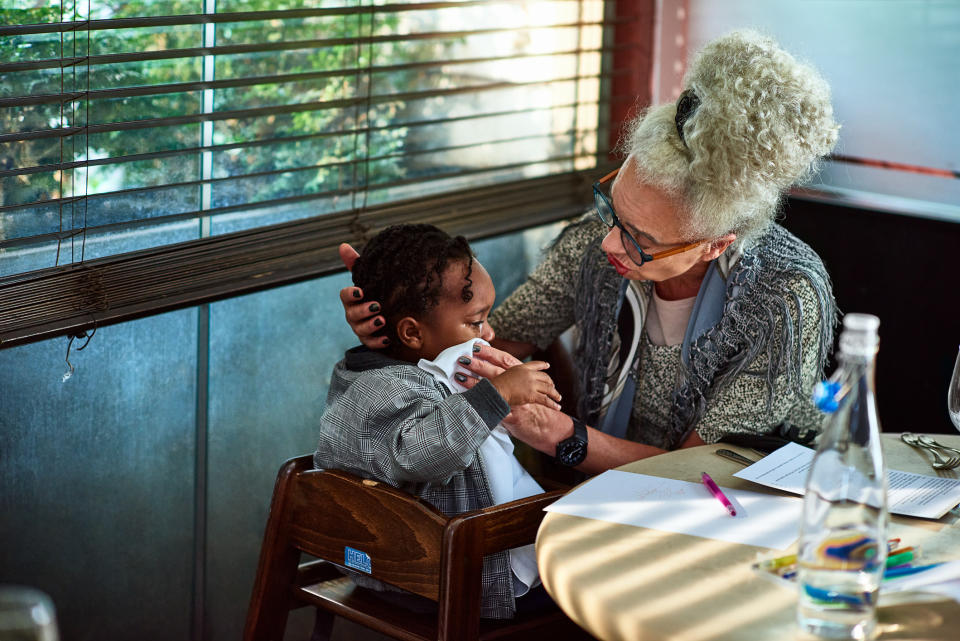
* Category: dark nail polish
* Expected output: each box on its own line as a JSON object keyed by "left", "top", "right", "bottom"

{"left": 472, "top": 344, "right": 482, "bottom": 353}
{"left": 457, "top": 356, "right": 471, "bottom": 365}
{"left": 373, "top": 318, "right": 383, "bottom": 327}
{"left": 382, "top": 337, "right": 390, "bottom": 345}
{"left": 352, "top": 289, "right": 362, "bottom": 298}
{"left": 454, "top": 373, "right": 467, "bottom": 383}
{"left": 369, "top": 303, "right": 380, "bottom": 313}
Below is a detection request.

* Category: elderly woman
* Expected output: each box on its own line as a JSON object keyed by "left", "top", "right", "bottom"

{"left": 338, "top": 30, "right": 839, "bottom": 474}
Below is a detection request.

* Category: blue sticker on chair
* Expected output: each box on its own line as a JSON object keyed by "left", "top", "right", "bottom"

{"left": 344, "top": 546, "right": 372, "bottom": 574}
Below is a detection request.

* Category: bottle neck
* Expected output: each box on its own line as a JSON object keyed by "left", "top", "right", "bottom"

{"left": 828, "top": 351, "right": 881, "bottom": 449}
{"left": 838, "top": 351, "right": 877, "bottom": 379}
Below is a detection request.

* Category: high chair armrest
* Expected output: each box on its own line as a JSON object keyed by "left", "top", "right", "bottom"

{"left": 454, "top": 489, "right": 567, "bottom": 554}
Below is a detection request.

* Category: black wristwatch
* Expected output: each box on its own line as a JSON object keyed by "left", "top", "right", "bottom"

{"left": 555, "top": 416, "right": 588, "bottom": 467}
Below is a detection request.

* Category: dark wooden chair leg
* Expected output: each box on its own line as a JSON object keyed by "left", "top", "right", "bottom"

{"left": 438, "top": 518, "right": 484, "bottom": 641}
{"left": 244, "top": 462, "right": 303, "bottom": 641}
{"left": 309, "top": 609, "right": 335, "bottom": 641}
{"left": 244, "top": 546, "right": 299, "bottom": 641}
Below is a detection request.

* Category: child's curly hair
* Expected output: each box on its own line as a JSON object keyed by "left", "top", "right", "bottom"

{"left": 622, "top": 29, "right": 840, "bottom": 248}
{"left": 352, "top": 224, "right": 475, "bottom": 343}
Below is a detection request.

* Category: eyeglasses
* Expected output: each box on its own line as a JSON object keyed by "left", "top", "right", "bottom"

{"left": 592, "top": 166, "right": 705, "bottom": 267}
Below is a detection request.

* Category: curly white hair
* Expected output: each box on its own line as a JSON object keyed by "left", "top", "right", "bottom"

{"left": 623, "top": 29, "right": 839, "bottom": 247}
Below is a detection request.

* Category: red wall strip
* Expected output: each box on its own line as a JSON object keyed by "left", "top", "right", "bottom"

{"left": 608, "top": 0, "right": 657, "bottom": 157}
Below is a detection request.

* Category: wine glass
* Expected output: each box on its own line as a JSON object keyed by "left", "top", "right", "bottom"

{"left": 950, "top": 345, "right": 960, "bottom": 432}
{"left": 0, "top": 586, "right": 60, "bottom": 641}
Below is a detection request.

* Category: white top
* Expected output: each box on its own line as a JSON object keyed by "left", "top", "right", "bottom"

{"left": 644, "top": 243, "right": 746, "bottom": 346}
{"left": 417, "top": 338, "right": 542, "bottom": 595}
{"left": 645, "top": 287, "right": 697, "bottom": 347}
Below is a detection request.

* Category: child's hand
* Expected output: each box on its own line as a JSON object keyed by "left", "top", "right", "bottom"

{"left": 489, "top": 361, "right": 562, "bottom": 411}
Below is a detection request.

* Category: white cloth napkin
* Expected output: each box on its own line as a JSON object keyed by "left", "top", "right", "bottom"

{"left": 418, "top": 338, "right": 542, "bottom": 594}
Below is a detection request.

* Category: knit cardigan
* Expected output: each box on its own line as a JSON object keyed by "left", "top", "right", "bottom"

{"left": 490, "top": 217, "right": 837, "bottom": 448}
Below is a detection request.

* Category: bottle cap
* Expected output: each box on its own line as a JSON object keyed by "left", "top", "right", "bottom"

{"left": 839, "top": 313, "right": 880, "bottom": 357}
{"left": 843, "top": 313, "right": 880, "bottom": 333}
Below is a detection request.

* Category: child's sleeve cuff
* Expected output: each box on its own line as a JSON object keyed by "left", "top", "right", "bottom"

{"left": 461, "top": 379, "right": 511, "bottom": 428}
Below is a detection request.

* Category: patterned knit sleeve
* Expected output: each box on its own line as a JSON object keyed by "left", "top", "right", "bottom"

{"left": 489, "top": 215, "right": 607, "bottom": 351}
{"left": 694, "top": 274, "right": 827, "bottom": 443}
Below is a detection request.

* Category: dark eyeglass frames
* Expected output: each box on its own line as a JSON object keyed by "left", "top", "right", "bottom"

{"left": 592, "top": 167, "right": 705, "bottom": 267}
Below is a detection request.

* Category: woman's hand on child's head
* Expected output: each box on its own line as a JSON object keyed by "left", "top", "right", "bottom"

{"left": 338, "top": 242, "right": 360, "bottom": 271}
{"left": 339, "top": 286, "right": 388, "bottom": 348}
{"left": 337, "top": 243, "right": 389, "bottom": 349}
{"left": 489, "top": 361, "right": 562, "bottom": 411}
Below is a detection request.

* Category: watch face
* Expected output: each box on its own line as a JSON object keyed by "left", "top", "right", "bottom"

{"left": 558, "top": 438, "right": 587, "bottom": 466}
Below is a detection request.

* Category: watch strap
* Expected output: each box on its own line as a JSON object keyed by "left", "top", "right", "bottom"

{"left": 570, "top": 416, "right": 587, "bottom": 442}
{"left": 555, "top": 416, "right": 588, "bottom": 467}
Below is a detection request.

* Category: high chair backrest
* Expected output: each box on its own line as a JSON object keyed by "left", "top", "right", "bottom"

{"left": 283, "top": 462, "right": 449, "bottom": 600}
{"left": 244, "top": 455, "right": 587, "bottom": 641}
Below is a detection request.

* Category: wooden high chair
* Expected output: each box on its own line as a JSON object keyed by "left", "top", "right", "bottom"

{"left": 243, "top": 455, "right": 593, "bottom": 641}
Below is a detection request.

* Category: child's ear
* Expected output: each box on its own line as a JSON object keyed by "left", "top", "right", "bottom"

{"left": 395, "top": 317, "right": 423, "bottom": 350}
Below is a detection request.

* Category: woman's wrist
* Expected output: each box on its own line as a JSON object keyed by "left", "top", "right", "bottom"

{"left": 537, "top": 409, "right": 578, "bottom": 453}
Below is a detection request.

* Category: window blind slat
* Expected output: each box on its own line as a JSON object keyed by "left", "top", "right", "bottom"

{"left": 0, "top": 20, "right": 621, "bottom": 73}
{"left": 1, "top": 128, "right": 599, "bottom": 216}
{"left": 2, "top": 100, "right": 604, "bottom": 179}
{"left": 0, "top": 71, "right": 617, "bottom": 144}
{"left": 0, "top": 45, "right": 623, "bottom": 109}
{"left": 0, "top": 0, "right": 599, "bottom": 36}
{"left": 0, "top": 170, "right": 602, "bottom": 348}
{"left": 1, "top": 147, "right": 608, "bottom": 249}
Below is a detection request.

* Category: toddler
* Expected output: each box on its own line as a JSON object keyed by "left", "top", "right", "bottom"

{"left": 314, "top": 223, "right": 561, "bottom": 619}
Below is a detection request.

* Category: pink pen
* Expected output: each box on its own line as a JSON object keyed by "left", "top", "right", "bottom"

{"left": 701, "top": 472, "right": 736, "bottom": 516}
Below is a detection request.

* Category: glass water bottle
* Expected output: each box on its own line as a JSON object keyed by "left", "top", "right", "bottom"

{"left": 797, "top": 313, "right": 888, "bottom": 640}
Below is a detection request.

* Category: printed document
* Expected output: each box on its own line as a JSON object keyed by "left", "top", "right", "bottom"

{"left": 733, "top": 442, "right": 960, "bottom": 519}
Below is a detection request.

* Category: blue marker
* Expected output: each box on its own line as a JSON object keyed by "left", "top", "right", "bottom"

{"left": 883, "top": 562, "right": 944, "bottom": 580}
{"left": 803, "top": 584, "right": 872, "bottom": 606}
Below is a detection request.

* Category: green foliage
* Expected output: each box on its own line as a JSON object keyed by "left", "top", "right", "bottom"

{"left": 1, "top": 6, "right": 65, "bottom": 213}
{"left": 1, "top": 1, "right": 451, "bottom": 241}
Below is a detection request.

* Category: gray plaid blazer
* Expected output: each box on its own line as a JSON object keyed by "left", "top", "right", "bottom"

{"left": 314, "top": 346, "right": 517, "bottom": 619}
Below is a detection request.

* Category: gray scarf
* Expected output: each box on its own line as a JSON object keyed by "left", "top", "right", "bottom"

{"left": 573, "top": 222, "right": 837, "bottom": 449}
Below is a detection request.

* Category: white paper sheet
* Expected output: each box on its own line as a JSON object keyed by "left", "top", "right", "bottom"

{"left": 544, "top": 469, "right": 802, "bottom": 549}
{"left": 732, "top": 442, "right": 960, "bottom": 519}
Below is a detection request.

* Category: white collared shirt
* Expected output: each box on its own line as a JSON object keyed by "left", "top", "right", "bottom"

{"left": 418, "top": 338, "right": 542, "bottom": 594}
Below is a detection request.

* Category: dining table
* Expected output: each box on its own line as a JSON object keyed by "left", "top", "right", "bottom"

{"left": 535, "top": 433, "right": 960, "bottom": 641}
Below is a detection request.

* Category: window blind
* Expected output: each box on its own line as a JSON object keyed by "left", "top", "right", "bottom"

{"left": 1, "top": 0, "right": 651, "bottom": 349}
